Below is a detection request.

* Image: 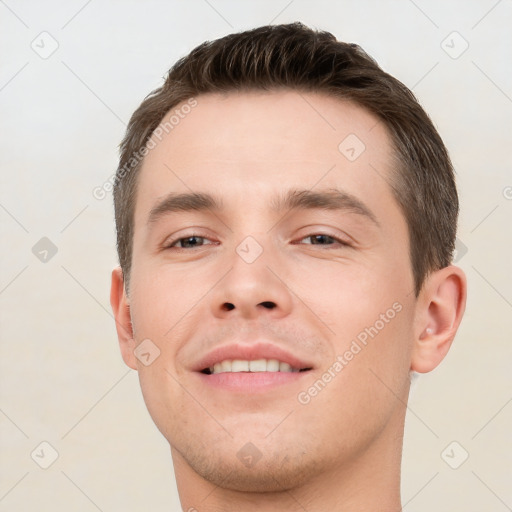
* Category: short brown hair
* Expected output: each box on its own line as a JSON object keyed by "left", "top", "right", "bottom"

{"left": 114, "top": 22, "right": 458, "bottom": 296}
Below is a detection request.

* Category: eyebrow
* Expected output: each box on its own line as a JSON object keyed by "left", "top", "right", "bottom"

{"left": 147, "top": 188, "right": 380, "bottom": 228}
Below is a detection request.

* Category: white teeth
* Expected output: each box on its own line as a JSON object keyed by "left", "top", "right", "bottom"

{"left": 249, "top": 359, "right": 267, "bottom": 372}
{"left": 266, "top": 359, "right": 279, "bottom": 372}
{"left": 279, "top": 362, "right": 291, "bottom": 372}
{"left": 221, "top": 360, "right": 232, "bottom": 372}
{"left": 231, "top": 360, "right": 249, "bottom": 372}
{"left": 208, "top": 358, "right": 300, "bottom": 374}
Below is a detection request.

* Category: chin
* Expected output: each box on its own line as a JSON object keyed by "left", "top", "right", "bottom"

{"left": 187, "top": 449, "right": 318, "bottom": 493}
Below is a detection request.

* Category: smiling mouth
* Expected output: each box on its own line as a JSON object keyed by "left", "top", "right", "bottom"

{"left": 201, "top": 358, "right": 313, "bottom": 375}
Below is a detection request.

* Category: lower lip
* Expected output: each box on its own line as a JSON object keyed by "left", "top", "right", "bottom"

{"left": 196, "top": 371, "right": 310, "bottom": 392}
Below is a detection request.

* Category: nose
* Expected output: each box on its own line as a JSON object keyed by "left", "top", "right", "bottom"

{"left": 209, "top": 237, "right": 294, "bottom": 321}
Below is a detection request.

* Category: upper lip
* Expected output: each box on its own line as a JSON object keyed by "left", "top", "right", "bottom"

{"left": 193, "top": 342, "right": 315, "bottom": 372}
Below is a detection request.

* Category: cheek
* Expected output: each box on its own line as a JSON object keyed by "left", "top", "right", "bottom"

{"left": 296, "top": 260, "right": 413, "bottom": 406}
{"left": 289, "top": 255, "right": 399, "bottom": 330}
{"left": 136, "top": 355, "right": 194, "bottom": 437}
{"left": 300, "top": 307, "right": 413, "bottom": 445}
{"left": 341, "top": 301, "right": 413, "bottom": 408}
{"left": 129, "top": 260, "right": 204, "bottom": 338}
{"left": 329, "top": 283, "right": 413, "bottom": 381}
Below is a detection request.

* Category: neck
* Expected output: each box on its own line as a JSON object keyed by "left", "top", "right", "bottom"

{"left": 172, "top": 404, "right": 407, "bottom": 512}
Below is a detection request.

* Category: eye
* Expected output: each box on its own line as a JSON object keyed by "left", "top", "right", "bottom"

{"left": 166, "top": 234, "right": 215, "bottom": 249}
{"left": 298, "top": 234, "right": 351, "bottom": 247}
{"left": 164, "top": 233, "right": 350, "bottom": 250}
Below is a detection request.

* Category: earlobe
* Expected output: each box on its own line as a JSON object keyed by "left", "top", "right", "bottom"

{"left": 411, "top": 265, "right": 467, "bottom": 373}
{"left": 110, "top": 267, "right": 138, "bottom": 371}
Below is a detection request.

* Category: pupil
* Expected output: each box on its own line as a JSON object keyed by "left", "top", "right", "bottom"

{"left": 184, "top": 236, "right": 200, "bottom": 247}
{"left": 313, "top": 235, "right": 330, "bottom": 244}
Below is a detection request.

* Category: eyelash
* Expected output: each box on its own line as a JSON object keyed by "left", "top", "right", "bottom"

{"left": 164, "top": 233, "right": 352, "bottom": 250}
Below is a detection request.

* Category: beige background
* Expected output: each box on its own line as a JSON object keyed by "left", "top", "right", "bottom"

{"left": 1, "top": 0, "right": 511, "bottom": 510}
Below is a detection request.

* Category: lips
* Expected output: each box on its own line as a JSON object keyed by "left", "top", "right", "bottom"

{"left": 193, "top": 342, "right": 314, "bottom": 374}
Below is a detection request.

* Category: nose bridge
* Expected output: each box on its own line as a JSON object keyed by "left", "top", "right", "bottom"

{"left": 211, "top": 230, "right": 293, "bottom": 319}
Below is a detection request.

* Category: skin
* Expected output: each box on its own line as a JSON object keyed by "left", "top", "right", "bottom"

{"left": 110, "top": 91, "right": 467, "bottom": 512}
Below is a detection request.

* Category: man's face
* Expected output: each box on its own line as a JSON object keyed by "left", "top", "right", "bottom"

{"left": 123, "top": 91, "right": 417, "bottom": 491}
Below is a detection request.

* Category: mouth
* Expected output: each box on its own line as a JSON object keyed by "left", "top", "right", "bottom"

{"left": 193, "top": 343, "right": 314, "bottom": 392}
{"left": 200, "top": 358, "right": 313, "bottom": 375}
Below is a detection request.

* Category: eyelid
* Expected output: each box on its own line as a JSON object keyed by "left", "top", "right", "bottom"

{"left": 162, "top": 229, "right": 217, "bottom": 249}
{"left": 162, "top": 231, "right": 353, "bottom": 251}
{"left": 296, "top": 233, "right": 353, "bottom": 247}
{"left": 293, "top": 225, "right": 354, "bottom": 245}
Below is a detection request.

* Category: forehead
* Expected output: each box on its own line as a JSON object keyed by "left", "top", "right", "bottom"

{"left": 134, "top": 90, "right": 400, "bottom": 228}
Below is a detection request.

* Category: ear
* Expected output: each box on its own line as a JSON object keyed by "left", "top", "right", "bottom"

{"left": 110, "top": 266, "right": 137, "bottom": 370}
{"left": 411, "top": 265, "right": 467, "bottom": 373}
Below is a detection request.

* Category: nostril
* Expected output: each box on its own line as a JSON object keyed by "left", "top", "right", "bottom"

{"left": 221, "top": 302, "right": 276, "bottom": 311}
